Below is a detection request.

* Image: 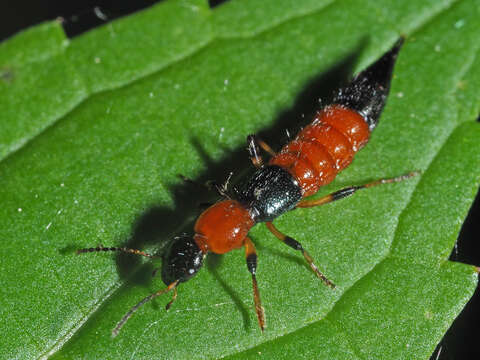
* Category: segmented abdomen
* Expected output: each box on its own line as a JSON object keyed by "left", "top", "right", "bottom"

{"left": 269, "top": 105, "right": 371, "bottom": 197}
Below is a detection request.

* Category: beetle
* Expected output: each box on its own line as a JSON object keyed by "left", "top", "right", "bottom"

{"left": 78, "top": 38, "right": 416, "bottom": 336}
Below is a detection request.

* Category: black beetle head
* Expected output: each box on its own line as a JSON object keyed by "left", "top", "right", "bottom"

{"left": 161, "top": 235, "right": 204, "bottom": 285}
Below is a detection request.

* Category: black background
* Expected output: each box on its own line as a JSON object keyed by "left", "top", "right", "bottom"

{"left": 1, "top": 1, "right": 478, "bottom": 358}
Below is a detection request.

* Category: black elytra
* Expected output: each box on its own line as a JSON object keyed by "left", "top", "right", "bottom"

{"left": 237, "top": 165, "right": 303, "bottom": 222}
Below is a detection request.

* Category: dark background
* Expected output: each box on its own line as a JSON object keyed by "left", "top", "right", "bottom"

{"left": 1, "top": 1, "right": 478, "bottom": 358}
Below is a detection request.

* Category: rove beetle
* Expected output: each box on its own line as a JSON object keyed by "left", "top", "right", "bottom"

{"left": 78, "top": 38, "right": 417, "bottom": 336}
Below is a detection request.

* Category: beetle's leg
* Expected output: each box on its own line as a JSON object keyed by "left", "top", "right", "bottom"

{"left": 297, "top": 171, "right": 419, "bottom": 208}
{"left": 180, "top": 172, "right": 234, "bottom": 198}
{"left": 213, "top": 171, "right": 234, "bottom": 198}
{"left": 244, "top": 237, "right": 265, "bottom": 332}
{"left": 76, "top": 245, "right": 158, "bottom": 258}
{"left": 265, "top": 222, "right": 335, "bottom": 289}
{"left": 247, "top": 135, "right": 276, "bottom": 168}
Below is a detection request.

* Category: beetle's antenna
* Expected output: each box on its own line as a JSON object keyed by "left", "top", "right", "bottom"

{"left": 77, "top": 245, "right": 158, "bottom": 259}
{"left": 112, "top": 280, "right": 179, "bottom": 337}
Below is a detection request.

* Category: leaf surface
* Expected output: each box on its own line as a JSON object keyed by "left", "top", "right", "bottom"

{"left": 0, "top": 0, "right": 479, "bottom": 359}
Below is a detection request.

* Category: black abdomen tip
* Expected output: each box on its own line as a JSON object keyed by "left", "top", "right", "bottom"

{"left": 334, "top": 37, "right": 404, "bottom": 130}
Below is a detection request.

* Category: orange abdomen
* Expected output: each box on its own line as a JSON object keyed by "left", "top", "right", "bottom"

{"left": 269, "top": 105, "right": 370, "bottom": 197}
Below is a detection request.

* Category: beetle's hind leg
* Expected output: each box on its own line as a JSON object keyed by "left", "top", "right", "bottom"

{"left": 297, "top": 171, "right": 418, "bottom": 208}
{"left": 265, "top": 222, "right": 335, "bottom": 289}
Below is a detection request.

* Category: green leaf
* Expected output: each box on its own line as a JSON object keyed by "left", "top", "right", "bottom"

{"left": 1, "top": 0, "right": 479, "bottom": 359}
